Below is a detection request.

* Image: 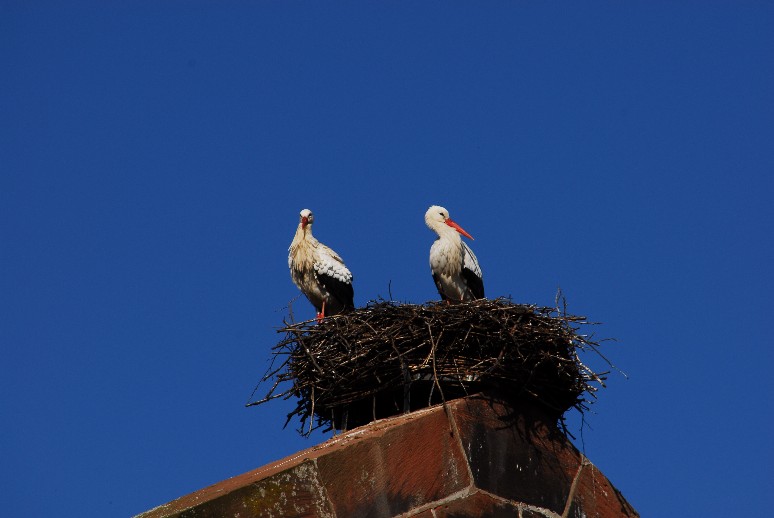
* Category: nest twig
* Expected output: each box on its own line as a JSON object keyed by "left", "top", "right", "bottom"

{"left": 248, "top": 298, "right": 611, "bottom": 436}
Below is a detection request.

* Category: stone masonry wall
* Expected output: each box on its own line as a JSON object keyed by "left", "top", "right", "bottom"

{"left": 137, "top": 394, "right": 638, "bottom": 518}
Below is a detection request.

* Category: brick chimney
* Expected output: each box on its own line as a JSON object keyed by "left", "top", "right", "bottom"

{"left": 136, "top": 393, "right": 637, "bottom": 517}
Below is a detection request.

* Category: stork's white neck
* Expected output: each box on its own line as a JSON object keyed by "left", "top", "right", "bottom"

{"left": 293, "top": 222, "right": 317, "bottom": 242}
{"left": 291, "top": 223, "right": 319, "bottom": 255}
{"left": 430, "top": 221, "right": 462, "bottom": 243}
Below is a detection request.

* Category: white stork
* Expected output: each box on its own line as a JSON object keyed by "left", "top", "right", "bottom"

{"left": 288, "top": 208, "right": 354, "bottom": 320}
{"left": 424, "top": 205, "right": 485, "bottom": 301}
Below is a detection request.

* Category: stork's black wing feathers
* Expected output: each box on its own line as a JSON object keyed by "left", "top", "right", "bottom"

{"left": 316, "top": 271, "right": 355, "bottom": 313}
{"left": 461, "top": 267, "right": 485, "bottom": 300}
{"left": 460, "top": 242, "right": 485, "bottom": 300}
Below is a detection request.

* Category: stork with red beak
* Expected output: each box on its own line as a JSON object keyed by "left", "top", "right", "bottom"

{"left": 425, "top": 205, "right": 485, "bottom": 301}
{"left": 289, "top": 209, "right": 354, "bottom": 320}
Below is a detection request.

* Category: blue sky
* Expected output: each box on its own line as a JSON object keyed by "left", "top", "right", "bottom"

{"left": 2, "top": 3, "right": 772, "bottom": 516}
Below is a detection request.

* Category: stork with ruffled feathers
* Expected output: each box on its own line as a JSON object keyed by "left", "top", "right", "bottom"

{"left": 288, "top": 209, "right": 354, "bottom": 320}
{"left": 424, "top": 205, "right": 485, "bottom": 301}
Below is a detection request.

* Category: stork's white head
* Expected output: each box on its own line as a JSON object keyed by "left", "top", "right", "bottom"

{"left": 425, "top": 205, "right": 449, "bottom": 228}
{"left": 299, "top": 208, "right": 314, "bottom": 230}
{"left": 425, "top": 205, "right": 474, "bottom": 240}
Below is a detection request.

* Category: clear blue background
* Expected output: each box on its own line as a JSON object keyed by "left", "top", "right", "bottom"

{"left": 2, "top": 3, "right": 772, "bottom": 516}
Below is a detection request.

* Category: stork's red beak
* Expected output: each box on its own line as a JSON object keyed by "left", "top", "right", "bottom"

{"left": 445, "top": 218, "right": 474, "bottom": 240}
{"left": 301, "top": 216, "right": 309, "bottom": 229}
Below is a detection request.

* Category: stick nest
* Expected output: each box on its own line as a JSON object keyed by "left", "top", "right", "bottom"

{"left": 250, "top": 298, "right": 610, "bottom": 435}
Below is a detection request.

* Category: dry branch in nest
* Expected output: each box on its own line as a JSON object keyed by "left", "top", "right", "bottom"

{"left": 248, "top": 298, "right": 611, "bottom": 436}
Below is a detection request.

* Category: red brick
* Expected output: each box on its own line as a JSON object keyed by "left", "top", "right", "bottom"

{"left": 136, "top": 394, "right": 637, "bottom": 518}
{"left": 521, "top": 509, "right": 556, "bottom": 518}
{"left": 432, "top": 491, "right": 521, "bottom": 518}
{"left": 566, "top": 462, "right": 639, "bottom": 518}
{"left": 448, "top": 395, "right": 583, "bottom": 515}
{"left": 139, "top": 461, "right": 333, "bottom": 518}
{"left": 316, "top": 406, "right": 471, "bottom": 517}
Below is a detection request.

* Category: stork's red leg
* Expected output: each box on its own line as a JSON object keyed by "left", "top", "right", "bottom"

{"left": 316, "top": 301, "right": 326, "bottom": 323}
